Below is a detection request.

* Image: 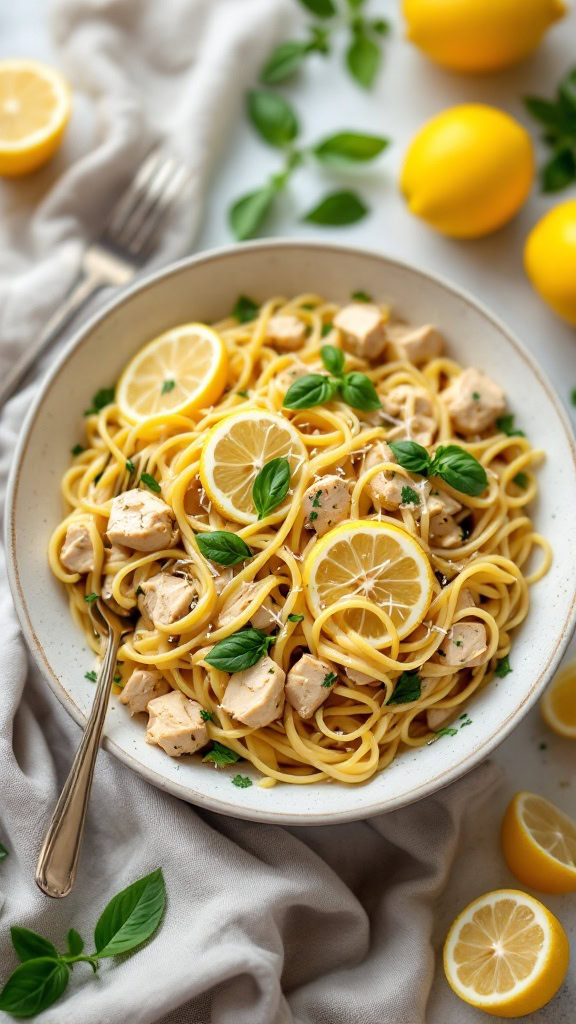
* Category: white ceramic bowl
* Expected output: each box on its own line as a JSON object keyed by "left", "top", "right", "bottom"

{"left": 7, "top": 241, "right": 576, "bottom": 824}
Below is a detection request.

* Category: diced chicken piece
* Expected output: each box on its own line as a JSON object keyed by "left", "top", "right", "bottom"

{"left": 266, "top": 314, "right": 307, "bottom": 351}
{"left": 217, "top": 581, "right": 279, "bottom": 632}
{"left": 60, "top": 522, "right": 95, "bottom": 574}
{"left": 276, "top": 359, "right": 318, "bottom": 394}
{"left": 437, "top": 622, "right": 488, "bottom": 667}
{"left": 303, "top": 475, "right": 351, "bottom": 537}
{"left": 107, "top": 488, "right": 179, "bottom": 552}
{"left": 104, "top": 543, "right": 131, "bottom": 567}
{"left": 386, "top": 417, "right": 436, "bottom": 448}
{"left": 120, "top": 668, "right": 171, "bottom": 716}
{"left": 183, "top": 478, "right": 204, "bottom": 517}
{"left": 455, "top": 587, "right": 475, "bottom": 613}
{"left": 221, "top": 655, "right": 285, "bottom": 728}
{"left": 139, "top": 572, "right": 197, "bottom": 626}
{"left": 285, "top": 653, "right": 335, "bottom": 720}
{"left": 383, "top": 384, "right": 435, "bottom": 420}
{"left": 426, "top": 485, "right": 462, "bottom": 518}
{"left": 212, "top": 566, "right": 234, "bottom": 595}
{"left": 426, "top": 706, "right": 457, "bottom": 731}
{"left": 334, "top": 303, "right": 387, "bottom": 360}
{"left": 429, "top": 512, "right": 462, "bottom": 549}
{"left": 345, "top": 667, "right": 377, "bottom": 686}
{"left": 362, "top": 442, "right": 404, "bottom": 510}
{"left": 442, "top": 368, "right": 506, "bottom": 436}
{"left": 146, "top": 691, "right": 208, "bottom": 757}
{"left": 385, "top": 323, "right": 444, "bottom": 365}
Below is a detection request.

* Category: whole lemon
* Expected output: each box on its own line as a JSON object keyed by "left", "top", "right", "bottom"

{"left": 400, "top": 105, "right": 534, "bottom": 239}
{"left": 402, "top": 0, "right": 565, "bottom": 73}
{"left": 525, "top": 201, "right": 576, "bottom": 325}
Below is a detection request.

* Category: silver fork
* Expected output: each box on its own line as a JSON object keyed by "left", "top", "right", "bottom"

{"left": 0, "top": 148, "right": 190, "bottom": 408}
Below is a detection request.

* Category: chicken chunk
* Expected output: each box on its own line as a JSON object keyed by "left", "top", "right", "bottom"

{"left": 442, "top": 368, "right": 506, "bottom": 436}
{"left": 362, "top": 442, "right": 404, "bottom": 510}
{"left": 60, "top": 522, "right": 95, "bottom": 574}
{"left": 276, "top": 359, "right": 318, "bottom": 394}
{"left": 285, "top": 653, "right": 335, "bottom": 719}
{"left": 345, "top": 667, "right": 377, "bottom": 686}
{"left": 212, "top": 566, "right": 234, "bottom": 595}
{"left": 120, "top": 669, "right": 171, "bottom": 716}
{"left": 428, "top": 512, "right": 462, "bottom": 549}
{"left": 266, "top": 314, "right": 307, "bottom": 351}
{"left": 303, "top": 475, "right": 351, "bottom": 537}
{"left": 426, "top": 706, "right": 457, "bottom": 731}
{"left": 104, "top": 543, "right": 131, "bottom": 566}
{"left": 107, "top": 488, "right": 179, "bottom": 552}
{"left": 385, "top": 323, "right": 444, "bottom": 365}
{"left": 139, "top": 572, "right": 197, "bottom": 626}
{"left": 383, "top": 384, "right": 435, "bottom": 420}
{"left": 217, "top": 581, "right": 280, "bottom": 632}
{"left": 221, "top": 656, "right": 285, "bottom": 728}
{"left": 425, "top": 485, "right": 462, "bottom": 518}
{"left": 334, "top": 303, "right": 387, "bottom": 360}
{"left": 146, "top": 691, "right": 208, "bottom": 757}
{"left": 437, "top": 622, "right": 488, "bottom": 667}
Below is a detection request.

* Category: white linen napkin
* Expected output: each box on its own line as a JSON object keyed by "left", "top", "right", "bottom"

{"left": 0, "top": 2, "right": 501, "bottom": 1021}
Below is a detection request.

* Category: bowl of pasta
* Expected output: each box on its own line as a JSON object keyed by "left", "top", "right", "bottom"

{"left": 7, "top": 241, "right": 576, "bottom": 824}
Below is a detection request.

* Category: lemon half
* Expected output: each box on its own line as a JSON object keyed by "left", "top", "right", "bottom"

{"left": 0, "top": 60, "right": 71, "bottom": 177}
{"left": 502, "top": 792, "right": 576, "bottom": 893}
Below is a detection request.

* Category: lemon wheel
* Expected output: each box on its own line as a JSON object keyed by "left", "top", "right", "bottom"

{"left": 199, "top": 409, "right": 308, "bottom": 525}
{"left": 0, "top": 60, "right": 71, "bottom": 177}
{"left": 117, "top": 324, "right": 227, "bottom": 423}
{"left": 502, "top": 792, "right": 576, "bottom": 893}
{"left": 444, "top": 889, "right": 570, "bottom": 1017}
{"left": 303, "top": 520, "right": 433, "bottom": 646}
{"left": 540, "top": 658, "right": 576, "bottom": 737}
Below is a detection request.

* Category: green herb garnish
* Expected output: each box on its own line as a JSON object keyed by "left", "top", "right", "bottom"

{"left": 125, "top": 459, "right": 135, "bottom": 474}
{"left": 140, "top": 472, "right": 161, "bottom": 494}
{"left": 386, "top": 670, "right": 421, "bottom": 704}
{"left": 350, "top": 289, "right": 373, "bottom": 301}
{"left": 287, "top": 613, "right": 304, "bottom": 622}
{"left": 525, "top": 68, "right": 576, "bottom": 192}
{"left": 205, "top": 628, "right": 275, "bottom": 673}
{"left": 513, "top": 472, "right": 528, "bottom": 489}
{"left": 161, "top": 379, "right": 175, "bottom": 395}
{"left": 494, "top": 655, "right": 512, "bottom": 678}
{"left": 284, "top": 345, "right": 380, "bottom": 412}
{"left": 196, "top": 530, "right": 253, "bottom": 566}
{"left": 202, "top": 741, "right": 241, "bottom": 765}
{"left": 231, "top": 774, "right": 253, "bottom": 788}
{"left": 389, "top": 441, "right": 488, "bottom": 497}
{"left": 200, "top": 709, "right": 215, "bottom": 722}
{"left": 252, "top": 458, "right": 291, "bottom": 519}
{"left": 84, "top": 387, "right": 115, "bottom": 416}
{"left": 84, "top": 593, "right": 98, "bottom": 604}
{"left": 321, "top": 323, "right": 333, "bottom": 337}
{"left": 71, "top": 444, "right": 84, "bottom": 456}
{"left": 433, "top": 727, "right": 458, "bottom": 740}
{"left": 401, "top": 486, "right": 419, "bottom": 505}
{"left": 322, "top": 671, "right": 338, "bottom": 687}
{"left": 84, "top": 671, "right": 97, "bottom": 683}
{"left": 496, "top": 415, "right": 525, "bottom": 438}
{"left": 231, "top": 296, "right": 259, "bottom": 323}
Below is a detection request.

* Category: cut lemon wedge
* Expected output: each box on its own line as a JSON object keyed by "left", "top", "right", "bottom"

{"left": 303, "top": 520, "right": 433, "bottom": 646}
{"left": 199, "top": 409, "right": 308, "bottom": 524}
{"left": 0, "top": 60, "right": 71, "bottom": 177}
{"left": 540, "top": 659, "right": 576, "bottom": 738}
{"left": 117, "top": 324, "right": 227, "bottom": 423}
{"left": 444, "top": 889, "right": 570, "bottom": 1018}
{"left": 502, "top": 792, "right": 576, "bottom": 893}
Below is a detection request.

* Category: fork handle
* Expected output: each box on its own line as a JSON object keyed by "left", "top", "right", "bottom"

{"left": 35, "top": 627, "right": 120, "bottom": 898}
{"left": 0, "top": 273, "right": 104, "bottom": 409}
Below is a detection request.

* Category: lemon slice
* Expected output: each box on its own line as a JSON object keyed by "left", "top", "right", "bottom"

{"left": 502, "top": 792, "right": 576, "bottom": 893}
{"left": 303, "top": 520, "right": 433, "bottom": 645}
{"left": 117, "top": 324, "right": 227, "bottom": 423}
{"left": 444, "top": 889, "right": 570, "bottom": 1017}
{"left": 0, "top": 60, "right": 71, "bottom": 177}
{"left": 540, "top": 659, "right": 576, "bottom": 738}
{"left": 199, "top": 409, "right": 308, "bottom": 524}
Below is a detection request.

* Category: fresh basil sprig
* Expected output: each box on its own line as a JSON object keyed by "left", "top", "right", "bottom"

{"left": 0, "top": 870, "right": 165, "bottom": 1019}
{"left": 283, "top": 344, "right": 380, "bottom": 412}
{"left": 303, "top": 190, "right": 368, "bottom": 226}
{"left": 389, "top": 441, "right": 488, "bottom": 497}
{"left": 196, "top": 531, "right": 253, "bottom": 566}
{"left": 260, "top": 28, "right": 330, "bottom": 85}
{"left": 205, "top": 628, "right": 275, "bottom": 673}
{"left": 203, "top": 741, "right": 241, "bottom": 765}
{"left": 252, "top": 457, "right": 291, "bottom": 519}
{"left": 386, "top": 670, "right": 422, "bottom": 705}
{"left": 525, "top": 67, "right": 576, "bottom": 192}
{"left": 283, "top": 374, "right": 338, "bottom": 410}
{"left": 231, "top": 295, "right": 259, "bottom": 323}
{"left": 313, "top": 132, "right": 389, "bottom": 164}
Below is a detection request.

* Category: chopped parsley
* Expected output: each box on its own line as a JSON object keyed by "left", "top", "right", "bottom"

{"left": 401, "top": 485, "right": 419, "bottom": 505}
{"left": 161, "top": 379, "right": 176, "bottom": 394}
{"left": 312, "top": 489, "right": 323, "bottom": 507}
{"left": 84, "top": 386, "right": 115, "bottom": 416}
{"left": 321, "top": 323, "right": 333, "bottom": 337}
{"left": 141, "top": 472, "right": 161, "bottom": 493}
{"left": 126, "top": 459, "right": 135, "bottom": 474}
{"left": 386, "top": 670, "right": 421, "bottom": 704}
{"left": 231, "top": 774, "right": 253, "bottom": 788}
{"left": 231, "top": 295, "right": 259, "bottom": 323}
{"left": 494, "top": 654, "right": 512, "bottom": 678}
{"left": 200, "top": 709, "right": 215, "bottom": 722}
{"left": 84, "top": 670, "right": 97, "bottom": 683}
{"left": 513, "top": 472, "right": 528, "bottom": 489}
{"left": 453, "top": 639, "right": 463, "bottom": 647}
{"left": 433, "top": 727, "right": 458, "bottom": 739}
{"left": 460, "top": 717, "right": 472, "bottom": 727}
{"left": 496, "top": 414, "right": 525, "bottom": 438}
{"left": 202, "top": 741, "right": 241, "bottom": 765}
{"left": 113, "top": 674, "right": 122, "bottom": 685}
{"left": 309, "top": 511, "right": 318, "bottom": 522}
{"left": 84, "top": 593, "right": 98, "bottom": 604}
{"left": 472, "top": 391, "right": 480, "bottom": 400}
{"left": 287, "top": 613, "right": 304, "bottom": 623}
{"left": 322, "top": 672, "right": 338, "bottom": 688}
{"left": 71, "top": 444, "right": 84, "bottom": 456}
{"left": 351, "top": 290, "right": 372, "bottom": 302}
{"left": 237, "top": 390, "right": 249, "bottom": 398}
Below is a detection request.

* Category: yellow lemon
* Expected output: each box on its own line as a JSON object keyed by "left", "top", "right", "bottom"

{"left": 502, "top": 792, "right": 576, "bottom": 893}
{"left": 444, "top": 889, "right": 570, "bottom": 1017}
{"left": 540, "top": 658, "right": 576, "bottom": 736}
{"left": 0, "top": 60, "right": 71, "bottom": 177}
{"left": 525, "top": 202, "right": 576, "bottom": 326}
{"left": 403, "top": 0, "right": 565, "bottom": 74}
{"left": 401, "top": 105, "right": 534, "bottom": 239}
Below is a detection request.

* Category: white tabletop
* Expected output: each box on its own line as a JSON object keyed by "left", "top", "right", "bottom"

{"left": 2, "top": 2, "right": 575, "bottom": 1021}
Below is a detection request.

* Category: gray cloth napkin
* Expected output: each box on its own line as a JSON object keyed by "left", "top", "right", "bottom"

{"left": 0, "top": 2, "right": 502, "bottom": 1021}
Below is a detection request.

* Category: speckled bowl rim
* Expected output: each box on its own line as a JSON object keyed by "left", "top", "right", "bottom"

{"left": 6, "top": 240, "right": 576, "bottom": 825}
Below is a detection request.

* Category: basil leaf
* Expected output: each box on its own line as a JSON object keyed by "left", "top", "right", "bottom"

{"left": 252, "top": 457, "right": 291, "bottom": 518}
{"left": 0, "top": 840, "right": 8, "bottom": 862}
{"left": 495, "top": 654, "right": 512, "bottom": 678}
{"left": 287, "top": 613, "right": 304, "bottom": 622}
{"left": 94, "top": 868, "right": 165, "bottom": 958}
{"left": 496, "top": 414, "right": 525, "bottom": 438}
{"left": 71, "top": 444, "right": 84, "bottom": 456}
{"left": 232, "top": 295, "right": 259, "bottom": 323}
{"left": 0, "top": 958, "right": 69, "bottom": 1018}
{"left": 247, "top": 90, "right": 299, "bottom": 148}
{"left": 231, "top": 774, "right": 253, "bottom": 788}
{"left": 260, "top": 41, "right": 310, "bottom": 84}
{"left": 401, "top": 485, "right": 420, "bottom": 505}
{"left": 283, "top": 373, "right": 337, "bottom": 409}
{"left": 84, "top": 386, "right": 115, "bottom": 416}
{"left": 320, "top": 345, "right": 345, "bottom": 376}
{"left": 340, "top": 372, "right": 381, "bottom": 411}
{"left": 196, "top": 531, "right": 253, "bottom": 566}
{"left": 298, "top": 0, "right": 336, "bottom": 16}
{"left": 351, "top": 290, "right": 372, "bottom": 301}
{"left": 346, "top": 33, "right": 380, "bottom": 88}
{"left": 229, "top": 184, "right": 277, "bottom": 241}
{"left": 203, "top": 741, "right": 241, "bottom": 765}
{"left": 429, "top": 445, "right": 488, "bottom": 497}
{"left": 140, "top": 472, "right": 161, "bottom": 493}
{"left": 199, "top": 709, "right": 215, "bottom": 722}
{"left": 524, "top": 95, "right": 567, "bottom": 131}
{"left": 66, "top": 929, "right": 84, "bottom": 956}
{"left": 205, "top": 628, "right": 274, "bottom": 673}
{"left": 513, "top": 472, "right": 528, "bottom": 489}
{"left": 541, "top": 148, "right": 576, "bottom": 193}
{"left": 11, "top": 928, "right": 58, "bottom": 964}
{"left": 303, "top": 189, "right": 368, "bottom": 226}
{"left": 387, "top": 670, "right": 422, "bottom": 704}
{"left": 388, "top": 440, "right": 431, "bottom": 475}
{"left": 313, "top": 131, "right": 389, "bottom": 164}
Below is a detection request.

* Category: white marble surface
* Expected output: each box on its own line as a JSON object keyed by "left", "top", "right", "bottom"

{"left": 2, "top": 1, "right": 576, "bottom": 1021}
